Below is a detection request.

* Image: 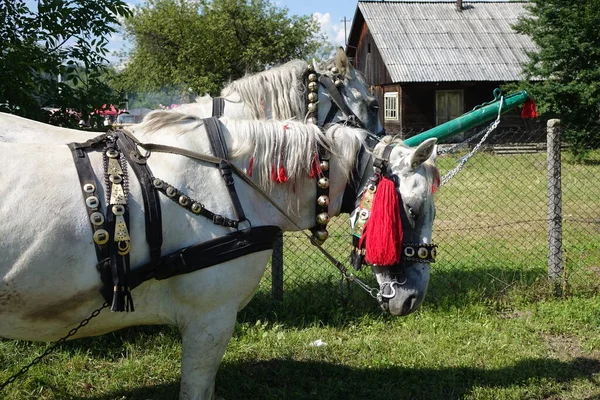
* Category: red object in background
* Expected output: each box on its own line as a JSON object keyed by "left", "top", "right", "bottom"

{"left": 96, "top": 104, "right": 122, "bottom": 116}
{"left": 521, "top": 99, "right": 538, "bottom": 119}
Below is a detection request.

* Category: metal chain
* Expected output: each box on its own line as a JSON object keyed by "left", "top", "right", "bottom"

{"left": 0, "top": 302, "right": 109, "bottom": 391}
{"left": 439, "top": 96, "right": 503, "bottom": 187}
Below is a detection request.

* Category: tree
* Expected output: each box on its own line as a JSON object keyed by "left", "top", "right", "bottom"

{"left": 513, "top": 0, "right": 600, "bottom": 153}
{"left": 0, "top": 0, "right": 131, "bottom": 128}
{"left": 117, "top": 0, "right": 327, "bottom": 96}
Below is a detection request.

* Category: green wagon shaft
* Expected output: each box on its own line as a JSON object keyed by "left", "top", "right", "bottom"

{"left": 403, "top": 89, "right": 531, "bottom": 147}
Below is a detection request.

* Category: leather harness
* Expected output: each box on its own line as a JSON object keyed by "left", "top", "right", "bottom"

{"left": 69, "top": 119, "right": 280, "bottom": 311}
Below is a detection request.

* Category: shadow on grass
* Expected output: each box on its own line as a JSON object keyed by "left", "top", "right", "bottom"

{"left": 69, "top": 356, "right": 600, "bottom": 400}
{"left": 238, "top": 265, "right": 559, "bottom": 327}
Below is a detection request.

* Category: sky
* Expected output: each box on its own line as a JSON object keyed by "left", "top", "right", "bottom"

{"left": 104, "top": 0, "right": 360, "bottom": 64}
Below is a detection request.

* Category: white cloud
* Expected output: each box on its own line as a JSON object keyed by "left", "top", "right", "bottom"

{"left": 312, "top": 12, "right": 347, "bottom": 48}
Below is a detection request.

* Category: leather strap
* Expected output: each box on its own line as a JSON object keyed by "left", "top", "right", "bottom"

{"left": 115, "top": 131, "right": 163, "bottom": 265}
{"left": 203, "top": 117, "right": 247, "bottom": 223}
{"left": 68, "top": 141, "right": 110, "bottom": 263}
{"left": 212, "top": 97, "right": 225, "bottom": 117}
{"left": 109, "top": 225, "right": 281, "bottom": 292}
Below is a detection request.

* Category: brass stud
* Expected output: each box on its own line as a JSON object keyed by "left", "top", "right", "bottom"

{"left": 112, "top": 205, "right": 125, "bottom": 216}
{"left": 106, "top": 149, "right": 119, "bottom": 158}
{"left": 308, "top": 103, "right": 317, "bottom": 113}
{"left": 313, "top": 229, "right": 329, "bottom": 242}
{"left": 179, "top": 195, "right": 189, "bottom": 206}
{"left": 318, "top": 177, "right": 329, "bottom": 189}
{"left": 166, "top": 186, "right": 177, "bottom": 197}
{"left": 85, "top": 196, "right": 99, "bottom": 209}
{"left": 308, "top": 82, "right": 318, "bottom": 92}
{"left": 308, "top": 117, "right": 318, "bottom": 125}
{"left": 317, "top": 195, "right": 330, "bottom": 208}
{"left": 319, "top": 160, "right": 329, "bottom": 171}
{"left": 83, "top": 183, "right": 95, "bottom": 193}
{"left": 109, "top": 174, "right": 122, "bottom": 184}
{"left": 90, "top": 212, "right": 105, "bottom": 226}
{"left": 153, "top": 178, "right": 164, "bottom": 188}
{"left": 191, "top": 203, "right": 203, "bottom": 214}
{"left": 307, "top": 63, "right": 315, "bottom": 72}
{"left": 334, "top": 79, "right": 342, "bottom": 87}
{"left": 308, "top": 92, "right": 318, "bottom": 102}
{"left": 117, "top": 241, "right": 131, "bottom": 256}
{"left": 418, "top": 247, "right": 429, "bottom": 259}
{"left": 330, "top": 66, "right": 339, "bottom": 74}
{"left": 316, "top": 212, "right": 330, "bottom": 225}
{"left": 308, "top": 73, "right": 318, "bottom": 82}
{"left": 93, "top": 229, "right": 109, "bottom": 245}
{"left": 404, "top": 246, "right": 415, "bottom": 258}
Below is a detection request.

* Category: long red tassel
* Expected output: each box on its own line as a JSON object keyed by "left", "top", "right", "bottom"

{"left": 359, "top": 176, "right": 403, "bottom": 266}
{"left": 521, "top": 99, "right": 538, "bottom": 119}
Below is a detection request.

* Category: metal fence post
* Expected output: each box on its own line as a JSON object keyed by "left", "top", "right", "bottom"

{"left": 546, "top": 119, "right": 563, "bottom": 283}
{"left": 271, "top": 231, "right": 284, "bottom": 301}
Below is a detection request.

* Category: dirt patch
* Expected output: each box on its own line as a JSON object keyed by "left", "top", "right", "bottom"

{"left": 542, "top": 333, "right": 599, "bottom": 361}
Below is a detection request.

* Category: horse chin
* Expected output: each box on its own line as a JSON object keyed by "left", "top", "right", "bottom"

{"left": 372, "top": 264, "right": 430, "bottom": 316}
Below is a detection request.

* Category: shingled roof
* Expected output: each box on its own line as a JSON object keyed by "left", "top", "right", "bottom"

{"left": 348, "top": 0, "right": 536, "bottom": 82}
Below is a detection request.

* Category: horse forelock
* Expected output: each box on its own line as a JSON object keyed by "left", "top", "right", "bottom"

{"left": 221, "top": 60, "right": 308, "bottom": 121}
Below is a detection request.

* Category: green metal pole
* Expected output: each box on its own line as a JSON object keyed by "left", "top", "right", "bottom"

{"left": 403, "top": 89, "right": 530, "bottom": 147}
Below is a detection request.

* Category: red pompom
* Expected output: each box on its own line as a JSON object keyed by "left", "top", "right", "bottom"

{"left": 271, "top": 165, "right": 288, "bottom": 183}
{"left": 521, "top": 99, "right": 538, "bottom": 119}
{"left": 359, "top": 176, "right": 403, "bottom": 266}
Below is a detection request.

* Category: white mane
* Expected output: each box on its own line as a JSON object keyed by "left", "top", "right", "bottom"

{"left": 138, "top": 111, "right": 366, "bottom": 194}
{"left": 220, "top": 60, "right": 308, "bottom": 121}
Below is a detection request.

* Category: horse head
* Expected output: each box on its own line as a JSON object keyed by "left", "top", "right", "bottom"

{"left": 317, "top": 48, "right": 384, "bottom": 136}
{"left": 350, "top": 136, "right": 438, "bottom": 316}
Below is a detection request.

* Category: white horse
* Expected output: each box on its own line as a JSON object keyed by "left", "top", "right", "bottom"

{"left": 0, "top": 112, "right": 436, "bottom": 399}
{"left": 0, "top": 48, "right": 382, "bottom": 144}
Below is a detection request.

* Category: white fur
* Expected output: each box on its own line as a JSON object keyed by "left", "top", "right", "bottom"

{"left": 0, "top": 114, "right": 435, "bottom": 399}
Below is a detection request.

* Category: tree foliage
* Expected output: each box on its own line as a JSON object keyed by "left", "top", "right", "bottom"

{"left": 0, "top": 0, "right": 131, "bottom": 127}
{"left": 118, "top": 0, "right": 327, "bottom": 96}
{"left": 513, "top": 0, "right": 600, "bottom": 150}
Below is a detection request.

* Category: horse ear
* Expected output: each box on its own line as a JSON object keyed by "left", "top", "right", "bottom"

{"left": 409, "top": 138, "right": 437, "bottom": 170}
{"left": 335, "top": 47, "right": 352, "bottom": 77}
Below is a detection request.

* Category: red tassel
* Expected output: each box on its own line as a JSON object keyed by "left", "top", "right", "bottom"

{"left": 309, "top": 153, "right": 321, "bottom": 178}
{"left": 271, "top": 165, "right": 288, "bottom": 183}
{"left": 521, "top": 99, "right": 538, "bottom": 119}
{"left": 359, "top": 176, "right": 403, "bottom": 266}
{"left": 248, "top": 157, "right": 254, "bottom": 177}
{"left": 276, "top": 166, "right": 288, "bottom": 183}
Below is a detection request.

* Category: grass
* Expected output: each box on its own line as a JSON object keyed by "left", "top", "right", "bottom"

{"left": 1, "top": 149, "right": 599, "bottom": 399}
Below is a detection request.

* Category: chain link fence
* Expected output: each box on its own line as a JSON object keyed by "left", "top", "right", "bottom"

{"left": 245, "top": 121, "right": 600, "bottom": 317}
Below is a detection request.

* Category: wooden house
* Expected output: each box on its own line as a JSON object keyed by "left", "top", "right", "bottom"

{"left": 346, "top": 0, "right": 537, "bottom": 137}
